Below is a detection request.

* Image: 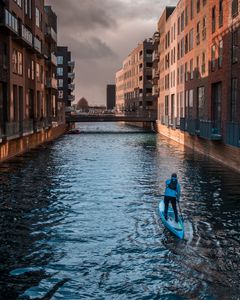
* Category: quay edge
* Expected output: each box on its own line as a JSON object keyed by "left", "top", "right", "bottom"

{"left": 0, "top": 125, "right": 69, "bottom": 163}
{"left": 156, "top": 122, "right": 240, "bottom": 174}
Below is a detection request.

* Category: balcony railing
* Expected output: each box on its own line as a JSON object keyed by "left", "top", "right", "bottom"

{"left": 68, "top": 83, "right": 75, "bottom": 91}
{"left": 6, "top": 121, "right": 20, "bottom": 138}
{"left": 68, "top": 72, "right": 75, "bottom": 80}
{"left": 2, "top": 9, "right": 18, "bottom": 34}
{"left": 68, "top": 61, "right": 75, "bottom": 69}
{"left": 46, "top": 26, "right": 57, "bottom": 43}
{"left": 199, "top": 120, "right": 222, "bottom": 140}
{"left": 22, "top": 119, "right": 34, "bottom": 135}
{"left": 21, "top": 24, "right": 33, "bottom": 46}
{"left": 68, "top": 95, "right": 75, "bottom": 101}
{"left": 226, "top": 122, "right": 240, "bottom": 147}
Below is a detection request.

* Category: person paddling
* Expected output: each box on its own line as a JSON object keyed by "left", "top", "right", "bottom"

{"left": 164, "top": 173, "right": 181, "bottom": 223}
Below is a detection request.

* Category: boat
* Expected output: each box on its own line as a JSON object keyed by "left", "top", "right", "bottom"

{"left": 68, "top": 129, "right": 81, "bottom": 135}
{"left": 158, "top": 198, "right": 184, "bottom": 239}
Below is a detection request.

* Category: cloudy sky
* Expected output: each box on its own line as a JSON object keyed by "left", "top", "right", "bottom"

{"left": 46, "top": 0, "right": 177, "bottom": 105}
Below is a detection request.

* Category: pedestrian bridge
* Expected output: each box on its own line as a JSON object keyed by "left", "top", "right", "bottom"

{"left": 66, "top": 113, "right": 157, "bottom": 123}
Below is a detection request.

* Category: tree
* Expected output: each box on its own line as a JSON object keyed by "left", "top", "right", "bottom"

{"left": 76, "top": 97, "right": 89, "bottom": 111}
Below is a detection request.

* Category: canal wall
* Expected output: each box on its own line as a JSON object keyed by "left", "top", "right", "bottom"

{"left": 156, "top": 122, "right": 240, "bottom": 173}
{"left": 125, "top": 122, "right": 153, "bottom": 130}
{"left": 0, "top": 124, "right": 68, "bottom": 163}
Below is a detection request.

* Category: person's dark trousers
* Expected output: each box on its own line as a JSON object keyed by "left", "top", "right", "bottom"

{"left": 164, "top": 196, "right": 178, "bottom": 223}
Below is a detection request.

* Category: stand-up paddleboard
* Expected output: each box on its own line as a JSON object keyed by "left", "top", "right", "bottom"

{"left": 159, "top": 199, "right": 184, "bottom": 239}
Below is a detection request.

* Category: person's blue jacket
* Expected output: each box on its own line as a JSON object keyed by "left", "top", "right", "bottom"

{"left": 164, "top": 178, "right": 181, "bottom": 200}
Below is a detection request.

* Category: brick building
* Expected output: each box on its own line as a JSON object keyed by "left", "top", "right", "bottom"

{"left": 0, "top": 0, "right": 61, "bottom": 142}
{"left": 115, "top": 39, "right": 156, "bottom": 115}
{"left": 156, "top": 0, "right": 240, "bottom": 150}
{"left": 56, "top": 46, "right": 75, "bottom": 113}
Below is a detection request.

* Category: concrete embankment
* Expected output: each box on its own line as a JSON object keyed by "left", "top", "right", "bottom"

{"left": 156, "top": 121, "right": 240, "bottom": 173}
{"left": 0, "top": 124, "right": 68, "bottom": 163}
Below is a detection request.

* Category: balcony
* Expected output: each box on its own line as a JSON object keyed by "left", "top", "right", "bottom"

{"left": 68, "top": 61, "right": 75, "bottom": 69}
{"left": 1, "top": 9, "right": 18, "bottom": 35}
{"left": 22, "top": 119, "right": 34, "bottom": 135}
{"left": 34, "top": 36, "right": 41, "bottom": 54}
{"left": 199, "top": 120, "right": 222, "bottom": 140}
{"left": 68, "top": 95, "right": 75, "bottom": 102}
{"left": 68, "top": 72, "right": 75, "bottom": 80}
{"left": 46, "top": 26, "right": 57, "bottom": 43}
{"left": 6, "top": 121, "right": 20, "bottom": 139}
{"left": 68, "top": 83, "right": 75, "bottom": 91}
{"left": 21, "top": 24, "right": 33, "bottom": 47}
{"left": 46, "top": 77, "right": 58, "bottom": 90}
{"left": 226, "top": 122, "right": 240, "bottom": 147}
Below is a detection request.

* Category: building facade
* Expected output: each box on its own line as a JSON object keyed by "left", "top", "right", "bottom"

{"left": 115, "top": 39, "right": 156, "bottom": 115}
{"left": 0, "top": 0, "right": 60, "bottom": 142}
{"left": 106, "top": 84, "right": 116, "bottom": 110}
{"left": 156, "top": 0, "right": 240, "bottom": 152}
{"left": 56, "top": 46, "right": 75, "bottom": 114}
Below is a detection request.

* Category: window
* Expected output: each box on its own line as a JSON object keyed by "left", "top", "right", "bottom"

{"left": 57, "top": 67, "right": 63, "bottom": 76}
{"left": 212, "top": 6, "right": 216, "bottom": 33}
{"left": 185, "top": 62, "right": 188, "bottom": 81}
{"left": 202, "top": 16, "right": 207, "bottom": 40}
{"left": 31, "top": 60, "right": 34, "bottom": 80}
{"left": 25, "top": 0, "right": 31, "bottom": 18}
{"left": 36, "top": 8, "right": 40, "bottom": 27}
{"left": 165, "top": 96, "right": 169, "bottom": 116}
{"left": 36, "top": 63, "right": 40, "bottom": 81}
{"left": 185, "top": 6, "right": 188, "bottom": 26}
{"left": 232, "top": 0, "right": 238, "bottom": 17}
{"left": 196, "top": 22, "right": 200, "bottom": 45}
{"left": 58, "top": 79, "right": 63, "bottom": 88}
{"left": 202, "top": 52, "right": 206, "bottom": 74}
{"left": 211, "top": 44, "right": 216, "bottom": 70}
{"left": 218, "top": 40, "right": 223, "bottom": 68}
{"left": 198, "top": 87, "right": 205, "bottom": 119}
{"left": 190, "top": 0, "right": 194, "bottom": 19}
{"left": 180, "top": 65, "right": 184, "bottom": 84}
{"left": 196, "top": 56, "right": 199, "bottom": 79}
{"left": 3, "top": 43, "right": 7, "bottom": 69}
{"left": 203, "top": 0, "right": 207, "bottom": 6}
{"left": 232, "top": 30, "right": 238, "bottom": 63}
{"left": 231, "top": 78, "right": 237, "bottom": 121}
{"left": 189, "top": 29, "right": 194, "bottom": 51}
{"left": 190, "top": 59, "right": 193, "bottom": 79}
{"left": 12, "top": 49, "right": 17, "bottom": 73}
{"left": 177, "top": 17, "right": 180, "bottom": 35}
{"left": 181, "top": 11, "right": 185, "bottom": 32}
{"left": 58, "top": 90, "right": 63, "bottom": 99}
{"left": 219, "top": 0, "right": 223, "bottom": 27}
{"left": 180, "top": 38, "right": 184, "bottom": 58}
{"left": 185, "top": 34, "right": 189, "bottom": 54}
{"left": 197, "top": 0, "right": 200, "bottom": 13}
{"left": 17, "top": 51, "right": 23, "bottom": 75}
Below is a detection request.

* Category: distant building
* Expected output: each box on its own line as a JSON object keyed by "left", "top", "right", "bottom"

{"left": 115, "top": 39, "right": 156, "bottom": 114}
{"left": 106, "top": 85, "right": 116, "bottom": 110}
{"left": 56, "top": 47, "right": 75, "bottom": 110}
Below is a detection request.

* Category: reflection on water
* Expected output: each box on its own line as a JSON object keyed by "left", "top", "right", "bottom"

{"left": 0, "top": 123, "right": 240, "bottom": 300}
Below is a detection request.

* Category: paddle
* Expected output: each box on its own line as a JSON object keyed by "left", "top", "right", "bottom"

{"left": 177, "top": 201, "right": 184, "bottom": 223}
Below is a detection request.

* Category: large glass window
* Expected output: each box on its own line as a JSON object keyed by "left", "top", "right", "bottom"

{"left": 57, "top": 56, "right": 64, "bottom": 65}
{"left": 231, "top": 78, "right": 237, "bottom": 121}
{"left": 198, "top": 87, "right": 205, "bottom": 119}
{"left": 232, "top": 30, "right": 238, "bottom": 63}
{"left": 36, "top": 8, "right": 40, "bottom": 27}
{"left": 57, "top": 68, "right": 63, "bottom": 76}
{"left": 218, "top": 40, "right": 223, "bottom": 68}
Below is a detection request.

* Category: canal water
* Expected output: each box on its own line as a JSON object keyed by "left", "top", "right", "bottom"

{"left": 0, "top": 123, "right": 240, "bottom": 300}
